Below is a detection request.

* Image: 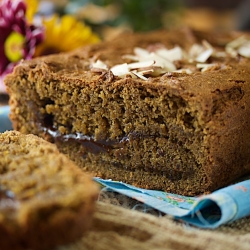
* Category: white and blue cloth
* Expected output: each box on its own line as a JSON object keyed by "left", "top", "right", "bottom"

{"left": 95, "top": 178, "right": 250, "bottom": 229}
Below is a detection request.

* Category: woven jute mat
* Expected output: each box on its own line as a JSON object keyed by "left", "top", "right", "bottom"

{"left": 57, "top": 190, "right": 250, "bottom": 250}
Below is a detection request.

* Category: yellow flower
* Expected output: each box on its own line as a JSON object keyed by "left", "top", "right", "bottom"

{"left": 24, "top": 0, "right": 38, "bottom": 23}
{"left": 4, "top": 32, "right": 25, "bottom": 62}
{"left": 35, "top": 14, "right": 100, "bottom": 56}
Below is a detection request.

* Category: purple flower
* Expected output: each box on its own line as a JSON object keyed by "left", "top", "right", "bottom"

{"left": 0, "top": 0, "right": 44, "bottom": 92}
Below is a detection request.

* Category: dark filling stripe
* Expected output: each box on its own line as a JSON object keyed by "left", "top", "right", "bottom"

{"left": 44, "top": 127, "right": 131, "bottom": 154}
{"left": 42, "top": 126, "right": 195, "bottom": 181}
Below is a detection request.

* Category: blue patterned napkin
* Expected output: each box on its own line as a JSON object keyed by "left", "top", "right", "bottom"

{"left": 94, "top": 178, "right": 250, "bottom": 229}
{"left": 1, "top": 106, "right": 250, "bottom": 229}
{"left": 0, "top": 106, "right": 12, "bottom": 132}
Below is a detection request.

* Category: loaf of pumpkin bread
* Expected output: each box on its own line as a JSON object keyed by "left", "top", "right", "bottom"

{"left": 5, "top": 28, "right": 250, "bottom": 195}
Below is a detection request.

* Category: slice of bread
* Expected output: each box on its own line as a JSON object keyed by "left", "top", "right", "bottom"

{"left": 0, "top": 130, "right": 99, "bottom": 250}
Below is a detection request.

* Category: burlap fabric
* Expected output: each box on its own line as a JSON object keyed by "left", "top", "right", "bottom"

{"left": 58, "top": 190, "right": 250, "bottom": 250}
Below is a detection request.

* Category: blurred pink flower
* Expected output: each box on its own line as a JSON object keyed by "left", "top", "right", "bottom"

{"left": 0, "top": 0, "right": 44, "bottom": 92}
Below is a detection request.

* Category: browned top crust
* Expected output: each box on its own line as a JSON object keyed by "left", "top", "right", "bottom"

{"left": 10, "top": 27, "right": 250, "bottom": 97}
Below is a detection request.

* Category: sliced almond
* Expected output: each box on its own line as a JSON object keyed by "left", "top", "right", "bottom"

{"left": 238, "top": 42, "right": 250, "bottom": 58}
{"left": 202, "top": 40, "right": 213, "bottom": 50}
{"left": 155, "top": 46, "right": 183, "bottom": 62}
{"left": 131, "top": 70, "right": 148, "bottom": 80}
{"left": 110, "top": 63, "right": 130, "bottom": 77}
{"left": 195, "top": 49, "right": 213, "bottom": 63}
{"left": 134, "top": 47, "right": 150, "bottom": 57}
{"left": 189, "top": 44, "right": 204, "bottom": 59}
{"left": 91, "top": 59, "right": 108, "bottom": 70}
{"left": 147, "top": 53, "right": 176, "bottom": 71}
{"left": 226, "top": 36, "right": 247, "bottom": 49}
{"left": 128, "top": 60, "right": 155, "bottom": 70}
{"left": 196, "top": 63, "right": 218, "bottom": 72}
